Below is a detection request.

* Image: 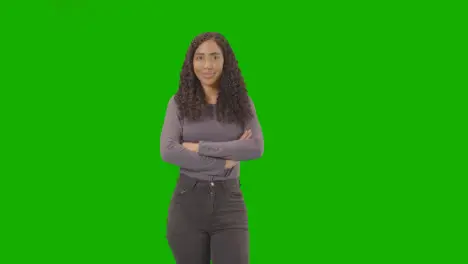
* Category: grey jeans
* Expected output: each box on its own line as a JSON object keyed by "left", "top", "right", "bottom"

{"left": 166, "top": 173, "right": 249, "bottom": 264}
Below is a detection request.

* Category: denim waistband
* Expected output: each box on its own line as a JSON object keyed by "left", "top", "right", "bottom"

{"left": 178, "top": 173, "right": 241, "bottom": 188}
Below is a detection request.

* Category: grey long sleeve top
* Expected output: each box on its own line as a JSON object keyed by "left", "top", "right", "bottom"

{"left": 160, "top": 95, "right": 264, "bottom": 181}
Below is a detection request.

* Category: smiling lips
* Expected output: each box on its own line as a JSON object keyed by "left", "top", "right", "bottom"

{"left": 202, "top": 72, "right": 215, "bottom": 78}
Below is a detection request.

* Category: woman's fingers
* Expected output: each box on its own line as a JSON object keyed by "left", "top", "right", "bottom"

{"left": 240, "top": 129, "right": 252, "bottom": 140}
{"left": 239, "top": 130, "right": 248, "bottom": 140}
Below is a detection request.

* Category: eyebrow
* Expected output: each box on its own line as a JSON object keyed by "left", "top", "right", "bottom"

{"left": 195, "top": 52, "right": 221, "bottom": 56}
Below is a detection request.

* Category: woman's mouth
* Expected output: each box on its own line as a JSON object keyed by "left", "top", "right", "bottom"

{"left": 202, "top": 72, "right": 215, "bottom": 78}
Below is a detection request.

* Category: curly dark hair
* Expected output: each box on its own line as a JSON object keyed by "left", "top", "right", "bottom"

{"left": 174, "top": 32, "right": 253, "bottom": 127}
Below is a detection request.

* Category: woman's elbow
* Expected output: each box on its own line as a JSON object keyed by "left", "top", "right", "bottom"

{"left": 257, "top": 145, "right": 264, "bottom": 158}
{"left": 252, "top": 141, "right": 264, "bottom": 159}
{"left": 160, "top": 139, "right": 182, "bottom": 163}
{"left": 160, "top": 148, "right": 173, "bottom": 163}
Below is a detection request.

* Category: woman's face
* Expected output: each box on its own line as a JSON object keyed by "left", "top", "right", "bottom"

{"left": 193, "top": 39, "right": 224, "bottom": 88}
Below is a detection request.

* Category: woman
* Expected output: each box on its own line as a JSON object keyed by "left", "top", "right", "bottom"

{"left": 160, "top": 32, "right": 264, "bottom": 264}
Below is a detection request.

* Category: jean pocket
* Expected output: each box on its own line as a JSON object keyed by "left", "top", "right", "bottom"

{"left": 171, "top": 181, "right": 196, "bottom": 205}
{"left": 176, "top": 187, "right": 188, "bottom": 196}
{"left": 229, "top": 189, "right": 243, "bottom": 199}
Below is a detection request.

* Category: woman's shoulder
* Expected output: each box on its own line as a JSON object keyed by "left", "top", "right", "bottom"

{"left": 163, "top": 95, "right": 179, "bottom": 114}
{"left": 165, "top": 94, "right": 178, "bottom": 107}
{"left": 245, "top": 94, "right": 257, "bottom": 110}
{"left": 168, "top": 94, "right": 176, "bottom": 102}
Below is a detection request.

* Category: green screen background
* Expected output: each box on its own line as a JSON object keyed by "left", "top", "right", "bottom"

{"left": 1, "top": 1, "right": 464, "bottom": 264}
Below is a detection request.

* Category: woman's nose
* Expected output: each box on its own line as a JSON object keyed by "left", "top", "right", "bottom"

{"left": 204, "top": 59, "right": 214, "bottom": 68}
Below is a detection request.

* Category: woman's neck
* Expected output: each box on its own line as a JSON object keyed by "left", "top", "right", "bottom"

{"left": 203, "top": 85, "right": 219, "bottom": 104}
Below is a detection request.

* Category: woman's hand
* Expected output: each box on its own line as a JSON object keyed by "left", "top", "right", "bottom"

{"left": 225, "top": 160, "right": 238, "bottom": 169}
{"left": 239, "top": 129, "right": 252, "bottom": 140}
{"left": 182, "top": 142, "right": 199, "bottom": 152}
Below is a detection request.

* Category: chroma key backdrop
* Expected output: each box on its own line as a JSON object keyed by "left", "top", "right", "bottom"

{"left": 1, "top": 1, "right": 464, "bottom": 264}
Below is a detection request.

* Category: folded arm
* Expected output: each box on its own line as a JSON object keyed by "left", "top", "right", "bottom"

{"left": 198, "top": 97, "right": 264, "bottom": 161}
{"left": 160, "top": 96, "right": 227, "bottom": 174}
